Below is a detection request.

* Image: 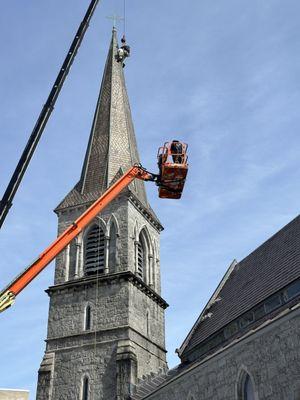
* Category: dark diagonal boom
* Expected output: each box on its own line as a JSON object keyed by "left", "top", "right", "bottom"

{"left": 0, "top": 0, "right": 101, "bottom": 230}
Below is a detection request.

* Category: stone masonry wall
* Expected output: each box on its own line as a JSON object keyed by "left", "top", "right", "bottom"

{"left": 51, "top": 342, "right": 118, "bottom": 400}
{"left": 39, "top": 190, "right": 166, "bottom": 400}
{"left": 128, "top": 283, "right": 167, "bottom": 378}
{"left": 40, "top": 277, "right": 167, "bottom": 400}
{"left": 129, "top": 284, "right": 165, "bottom": 349}
{"left": 47, "top": 279, "right": 129, "bottom": 340}
{"left": 145, "top": 307, "right": 300, "bottom": 400}
{"left": 129, "top": 329, "right": 167, "bottom": 379}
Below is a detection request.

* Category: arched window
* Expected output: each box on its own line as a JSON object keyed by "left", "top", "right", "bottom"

{"left": 68, "top": 239, "right": 77, "bottom": 280}
{"left": 137, "top": 240, "right": 145, "bottom": 279}
{"left": 243, "top": 375, "right": 255, "bottom": 400}
{"left": 85, "top": 305, "right": 91, "bottom": 331}
{"left": 82, "top": 376, "right": 89, "bottom": 400}
{"left": 152, "top": 241, "right": 158, "bottom": 290}
{"left": 137, "top": 232, "right": 148, "bottom": 280}
{"left": 109, "top": 222, "right": 117, "bottom": 273}
{"left": 238, "top": 371, "right": 256, "bottom": 400}
{"left": 84, "top": 224, "right": 105, "bottom": 275}
{"left": 146, "top": 310, "right": 150, "bottom": 337}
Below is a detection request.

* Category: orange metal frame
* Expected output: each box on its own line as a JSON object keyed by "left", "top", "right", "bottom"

{"left": 157, "top": 141, "right": 188, "bottom": 199}
{"left": 0, "top": 166, "right": 151, "bottom": 310}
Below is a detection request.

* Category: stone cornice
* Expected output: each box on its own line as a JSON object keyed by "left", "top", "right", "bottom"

{"left": 47, "top": 271, "right": 169, "bottom": 309}
{"left": 46, "top": 325, "right": 167, "bottom": 354}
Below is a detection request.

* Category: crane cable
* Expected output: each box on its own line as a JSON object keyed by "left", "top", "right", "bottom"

{"left": 93, "top": 154, "right": 109, "bottom": 366}
{"left": 123, "top": 0, "right": 126, "bottom": 37}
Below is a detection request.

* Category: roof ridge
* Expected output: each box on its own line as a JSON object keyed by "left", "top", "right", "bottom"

{"left": 132, "top": 368, "right": 169, "bottom": 399}
{"left": 239, "top": 214, "right": 300, "bottom": 264}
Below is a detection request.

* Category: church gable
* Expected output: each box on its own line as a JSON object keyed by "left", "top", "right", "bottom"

{"left": 179, "top": 214, "right": 300, "bottom": 362}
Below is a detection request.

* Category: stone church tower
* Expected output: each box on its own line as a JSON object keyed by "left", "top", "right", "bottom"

{"left": 36, "top": 29, "right": 168, "bottom": 400}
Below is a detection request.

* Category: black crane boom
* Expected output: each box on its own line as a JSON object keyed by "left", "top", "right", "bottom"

{"left": 0, "top": 0, "right": 100, "bottom": 230}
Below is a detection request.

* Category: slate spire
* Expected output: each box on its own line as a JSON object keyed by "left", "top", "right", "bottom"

{"left": 56, "top": 28, "right": 148, "bottom": 211}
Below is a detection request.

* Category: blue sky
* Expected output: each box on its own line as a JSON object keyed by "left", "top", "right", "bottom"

{"left": 1, "top": 0, "right": 300, "bottom": 397}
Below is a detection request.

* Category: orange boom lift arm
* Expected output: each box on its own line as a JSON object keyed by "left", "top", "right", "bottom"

{"left": 0, "top": 141, "right": 188, "bottom": 313}
{"left": 0, "top": 166, "right": 152, "bottom": 312}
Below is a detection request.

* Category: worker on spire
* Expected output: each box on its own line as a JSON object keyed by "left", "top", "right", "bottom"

{"left": 117, "top": 35, "right": 130, "bottom": 67}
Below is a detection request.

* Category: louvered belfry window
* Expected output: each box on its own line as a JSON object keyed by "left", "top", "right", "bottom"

{"left": 85, "top": 225, "right": 105, "bottom": 275}
{"left": 137, "top": 241, "right": 144, "bottom": 279}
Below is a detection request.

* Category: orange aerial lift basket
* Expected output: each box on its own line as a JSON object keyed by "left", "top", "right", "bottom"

{"left": 157, "top": 140, "right": 188, "bottom": 199}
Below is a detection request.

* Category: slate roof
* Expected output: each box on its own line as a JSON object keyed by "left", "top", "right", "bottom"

{"left": 55, "top": 28, "right": 150, "bottom": 213}
{"left": 132, "top": 366, "right": 181, "bottom": 400}
{"left": 179, "top": 214, "right": 300, "bottom": 358}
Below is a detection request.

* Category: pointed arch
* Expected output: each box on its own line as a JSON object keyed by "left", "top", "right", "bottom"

{"left": 107, "top": 214, "right": 120, "bottom": 237}
{"left": 81, "top": 374, "right": 90, "bottom": 400}
{"left": 67, "top": 237, "right": 78, "bottom": 280}
{"left": 136, "top": 233, "right": 146, "bottom": 280}
{"left": 84, "top": 221, "right": 106, "bottom": 275}
{"left": 96, "top": 216, "right": 107, "bottom": 234}
{"left": 146, "top": 309, "right": 150, "bottom": 337}
{"left": 83, "top": 218, "right": 107, "bottom": 241}
{"left": 136, "top": 227, "right": 153, "bottom": 284}
{"left": 236, "top": 367, "right": 257, "bottom": 400}
{"left": 132, "top": 221, "right": 139, "bottom": 276}
{"left": 152, "top": 239, "right": 159, "bottom": 290}
{"left": 84, "top": 304, "right": 92, "bottom": 331}
{"left": 139, "top": 225, "right": 152, "bottom": 252}
{"left": 108, "top": 215, "right": 120, "bottom": 273}
{"left": 133, "top": 221, "right": 139, "bottom": 241}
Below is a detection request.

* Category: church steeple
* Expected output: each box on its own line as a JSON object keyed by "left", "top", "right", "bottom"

{"left": 37, "top": 29, "right": 167, "bottom": 400}
{"left": 56, "top": 28, "right": 148, "bottom": 211}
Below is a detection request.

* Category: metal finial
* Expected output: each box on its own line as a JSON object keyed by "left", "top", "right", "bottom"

{"left": 106, "top": 14, "right": 124, "bottom": 28}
